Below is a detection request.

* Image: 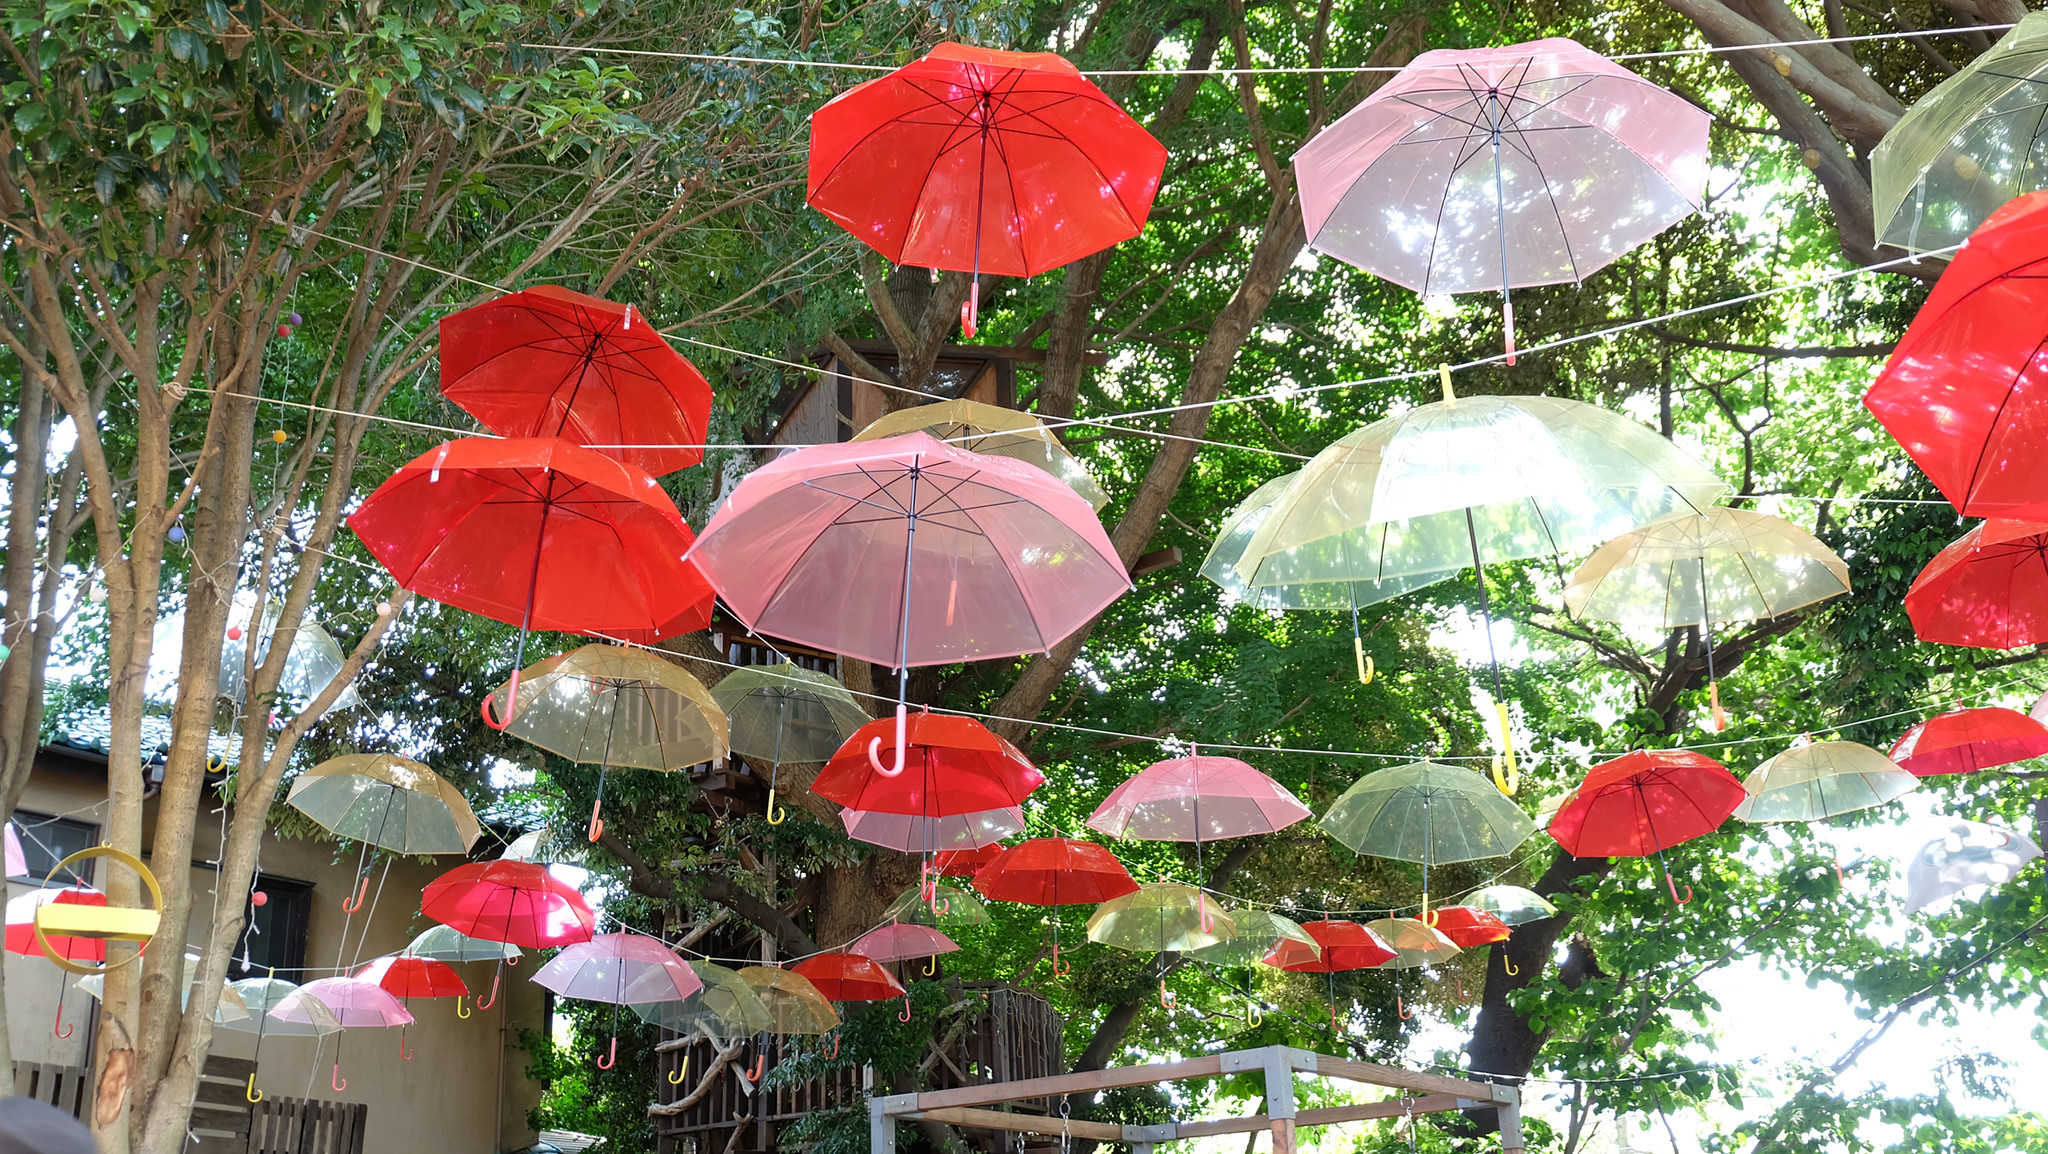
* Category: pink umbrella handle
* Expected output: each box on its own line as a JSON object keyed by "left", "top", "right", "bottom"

{"left": 898, "top": 998, "right": 913, "bottom": 1023}
{"left": 1397, "top": 994, "right": 1413, "bottom": 1021}
{"left": 332, "top": 1064, "right": 347, "bottom": 1093}
{"left": 1197, "top": 894, "right": 1214, "bottom": 935}
{"left": 53, "top": 999, "right": 72, "bottom": 1039}
{"left": 1157, "top": 979, "right": 1175, "bottom": 1010}
{"left": 960, "top": 282, "right": 979, "bottom": 339}
{"left": 476, "top": 972, "right": 500, "bottom": 1011}
{"left": 482, "top": 671, "right": 520, "bottom": 730}
{"left": 399, "top": 1032, "right": 414, "bottom": 1061}
{"left": 1665, "top": 872, "right": 1693, "bottom": 905}
{"left": 596, "top": 1036, "right": 618, "bottom": 1070}
{"left": 866, "top": 704, "right": 909, "bottom": 776}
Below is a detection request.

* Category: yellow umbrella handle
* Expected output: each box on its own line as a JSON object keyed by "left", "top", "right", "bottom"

{"left": 668, "top": 1056, "right": 691, "bottom": 1085}
{"left": 1354, "top": 638, "right": 1374, "bottom": 685}
{"left": 765, "top": 788, "right": 787, "bottom": 825}
{"left": 1490, "top": 702, "right": 1518, "bottom": 796}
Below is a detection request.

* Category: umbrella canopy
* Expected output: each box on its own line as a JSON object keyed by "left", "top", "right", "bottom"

{"left": 807, "top": 42, "right": 1167, "bottom": 333}
{"left": 738, "top": 966, "right": 841, "bottom": 1034}
{"left": 630, "top": 961, "right": 775, "bottom": 1037}
{"left": 790, "top": 953, "right": 907, "bottom": 1002}
{"left": 1085, "top": 884, "right": 1235, "bottom": 954}
{"left": 489, "top": 644, "right": 726, "bottom": 770}
{"left": 535, "top": 933, "right": 703, "bottom": 1005}
{"left": 1903, "top": 819, "right": 2043, "bottom": 914}
{"left": 1564, "top": 508, "right": 1850, "bottom": 632}
{"left": 1548, "top": 750, "right": 1744, "bottom": 858}
{"left": 1320, "top": 761, "right": 1538, "bottom": 864}
{"left": 439, "top": 285, "right": 712, "bottom": 477}
{"left": 1201, "top": 473, "right": 1458, "bottom": 613}
{"left": 1263, "top": 920, "right": 1395, "bottom": 972}
{"left": 1086, "top": 754, "right": 1312, "bottom": 843}
{"left": 1364, "top": 918, "right": 1462, "bottom": 970}
{"left": 711, "top": 664, "right": 871, "bottom": 765}
{"left": 812, "top": 713, "right": 1043, "bottom": 820}
{"left": 1185, "top": 909, "right": 1321, "bottom": 967}
{"left": 1425, "top": 906, "right": 1511, "bottom": 949}
{"left": 282, "top": 977, "right": 414, "bottom": 1028}
{"left": 354, "top": 955, "right": 468, "bottom": 999}
{"left": 1864, "top": 191, "right": 2048, "bottom": 519}
{"left": 882, "top": 883, "right": 990, "bottom": 928}
{"left": 348, "top": 436, "right": 715, "bottom": 645}
{"left": 840, "top": 806, "right": 1025, "bottom": 853}
{"left": 286, "top": 754, "right": 481, "bottom": 856}
{"left": 421, "top": 860, "right": 597, "bottom": 949}
{"left": 5, "top": 886, "right": 106, "bottom": 961}
{"left": 1872, "top": 12, "right": 2048, "bottom": 251}
{"left": 219, "top": 603, "right": 363, "bottom": 712}
{"left": 225, "top": 978, "right": 340, "bottom": 1037}
{"left": 1465, "top": 885, "right": 1557, "bottom": 926}
{"left": 853, "top": 400, "right": 1109, "bottom": 511}
{"left": 3, "top": 820, "right": 22, "bottom": 878}
{"left": 690, "top": 433, "right": 1127, "bottom": 670}
{"left": 850, "top": 922, "right": 960, "bottom": 964}
{"left": 1904, "top": 520, "right": 2048, "bottom": 650}
{"left": 77, "top": 953, "right": 248, "bottom": 1021}
{"left": 1732, "top": 740, "right": 1919, "bottom": 823}
{"left": 933, "top": 845, "right": 1005, "bottom": 877}
{"left": 1888, "top": 707, "right": 2048, "bottom": 777}
{"left": 1293, "top": 37, "right": 1707, "bottom": 356}
{"left": 972, "top": 838, "right": 1141, "bottom": 905}
{"left": 406, "top": 924, "right": 522, "bottom": 964}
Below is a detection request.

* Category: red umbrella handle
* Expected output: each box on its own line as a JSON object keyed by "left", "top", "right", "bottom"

{"left": 866, "top": 705, "right": 909, "bottom": 776}
{"left": 1157, "top": 979, "right": 1175, "bottom": 1010}
{"left": 340, "top": 875, "right": 370, "bottom": 914}
{"left": 477, "top": 971, "right": 500, "bottom": 1011}
{"left": 53, "top": 998, "right": 72, "bottom": 1039}
{"left": 399, "top": 1032, "right": 414, "bottom": 1061}
{"left": 482, "top": 671, "right": 521, "bottom": 730}
{"left": 1665, "top": 872, "right": 1693, "bottom": 905}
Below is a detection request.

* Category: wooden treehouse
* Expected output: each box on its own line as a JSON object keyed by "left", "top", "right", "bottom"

{"left": 650, "top": 983, "right": 1064, "bottom": 1154}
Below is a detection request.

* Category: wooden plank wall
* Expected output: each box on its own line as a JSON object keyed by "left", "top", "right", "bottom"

{"left": 11, "top": 1059, "right": 92, "bottom": 1120}
{"left": 249, "top": 1095, "right": 369, "bottom": 1154}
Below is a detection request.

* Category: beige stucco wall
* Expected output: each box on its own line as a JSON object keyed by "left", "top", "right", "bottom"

{"left": 8, "top": 756, "right": 545, "bottom": 1153}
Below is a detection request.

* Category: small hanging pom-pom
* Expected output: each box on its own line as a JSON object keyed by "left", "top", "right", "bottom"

{"left": 227, "top": 626, "right": 243, "bottom": 641}
{"left": 375, "top": 601, "right": 393, "bottom": 617}
{"left": 89, "top": 584, "right": 107, "bottom": 603}
{"left": 1802, "top": 149, "right": 1821, "bottom": 170}
{"left": 251, "top": 891, "right": 268, "bottom": 907}
{"left": 0, "top": 643, "right": 10, "bottom": 662}
{"left": 167, "top": 525, "right": 186, "bottom": 543}
{"left": 276, "top": 324, "right": 292, "bottom": 338}
{"left": 289, "top": 311, "right": 303, "bottom": 326}
{"left": 271, "top": 430, "right": 288, "bottom": 444}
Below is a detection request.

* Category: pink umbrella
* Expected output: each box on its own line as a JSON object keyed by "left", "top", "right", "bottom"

{"left": 688, "top": 433, "right": 1128, "bottom": 775}
{"left": 533, "top": 933, "right": 703, "bottom": 1068}
{"left": 1086, "top": 750, "right": 1312, "bottom": 845}
{"left": 4, "top": 821, "right": 24, "bottom": 879}
{"left": 278, "top": 978, "right": 415, "bottom": 1029}
{"left": 1292, "top": 38, "right": 1708, "bottom": 362}
{"left": 850, "top": 922, "right": 960, "bottom": 965}
{"left": 840, "top": 805, "right": 1024, "bottom": 852}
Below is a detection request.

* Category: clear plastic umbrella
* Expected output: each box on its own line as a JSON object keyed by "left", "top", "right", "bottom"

{"left": 1464, "top": 885, "right": 1557, "bottom": 926}
{"left": 406, "top": 924, "right": 522, "bottom": 964}
{"left": 839, "top": 805, "right": 1024, "bottom": 853}
{"left": 737, "top": 966, "right": 840, "bottom": 1035}
{"left": 1364, "top": 917, "right": 1462, "bottom": 970}
{"left": 286, "top": 754, "right": 482, "bottom": 855}
{"left": 1185, "top": 909, "right": 1320, "bottom": 967}
{"left": 630, "top": 961, "right": 774, "bottom": 1038}
{"left": 76, "top": 952, "right": 246, "bottom": 1022}
{"left": 222, "top": 978, "right": 340, "bottom": 1037}
{"left": 1321, "top": 761, "right": 1538, "bottom": 917}
{"left": 1733, "top": 740, "right": 1919, "bottom": 823}
{"left": 535, "top": 933, "right": 704, "bottom": 1068}
{"left": 883, "top": 882, "right": 990, "bottom": 928}
{"left": 1903, "top": 819, "right": 2042, "bottom": 914}
{"left": 852, "top": 399, "right": 1111, "bottom": 511}
{"left": 1873, "top": 12, "right": 2048, "bottom": 252}
{"left": 1085, "top": 884, "right": 1236, "bottom": 954}
{"left": 220, "top": 603, "right": 363, "bottom": 712}
{"left": 712, "top": 664, "right": 870, "bottom": 826}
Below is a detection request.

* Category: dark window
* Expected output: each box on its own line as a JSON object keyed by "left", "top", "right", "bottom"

{"left": 229, "top": 875, "right": 314, "bottom": 983}
{"left": 7, "top": 811, "right": 100, "bottom": 886}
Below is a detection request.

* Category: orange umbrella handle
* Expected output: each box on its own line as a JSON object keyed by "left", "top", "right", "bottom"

{"left": 481, "top": 671, "right": 520, "bottom": 731}
{"left": 340, "top": 875, "right": 370, "bottom": 914}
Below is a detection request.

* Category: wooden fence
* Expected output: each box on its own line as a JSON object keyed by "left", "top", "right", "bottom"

{"left": 247, "top": 1095, "right": 369, "bottom": 1154}
{"left": 10, "top": 1057, "right": 366, "bottom": 1154}
{"left": 11, "top": 1059, "right": 91, "bottom": 1119}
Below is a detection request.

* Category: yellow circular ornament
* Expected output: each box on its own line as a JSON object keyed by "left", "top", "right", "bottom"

{"left": 33, "top": 846, "right": 165, "bottom": 976}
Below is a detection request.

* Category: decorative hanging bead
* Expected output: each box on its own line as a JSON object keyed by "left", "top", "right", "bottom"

{"left": 289, "top": 312, "right": 303, "bottom": 326}
{"left": 375, "top": 601, "right": 393, "bottom": 617}
{"left": 276, "top": 324, "right": 293, "bottom": 337}
{"left": 251, "top": 891, "right": 268, "bottom": 907}
{"left": 227, "top": 627, "right": 243, "bottom": 641}
{"left": 272, "top": 430, "right": 288, "bottom": 444}
{"left": 167, "top": 525, "right": 186, "bottom": 542}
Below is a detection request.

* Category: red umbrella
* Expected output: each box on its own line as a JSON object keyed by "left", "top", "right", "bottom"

{"left": 1889, "top": 706, "right": 2048, "bottom": 777}
{"left": 4, "top": 886, "right": 107, "bottom": 961}
{"left": 420, "top": 860, "right": 597, "bottom": 949}
{"left": 355, "top": 954, "right": 469, "bottom": 999}
{"left": 1549, "top": 750, "right": 1743, "bottom": 903}
{"left": 348, "top": 437, "right": 715, "bottom": 719}
{"left": 1262, "top": 920, "right": 1395, "bottom": 972}
{"left": 790, "top": 953, "right": 907, "bottom": 1002}
{"left": 972, "top": 838, "right": 1140, "bottom": 906}
{"left": 933, "top": 845, "right": 1005, "bottom": 877}
{"left": 811, "top": 713, "right": 1043, "bottom": 819}
{"left": 1865, "top": 191, "right": 2048, "bottom": 517}
{"left": 1426, "top": 906, "right": 1511, "bottom": 949}
{"left": 807, "top": 42, "right": 1168, "bottom": 336}
{"left": 1904, "top": 520, "right": 2048, "bottom": 650}
{"left": 439, "top": 286, "right": 713, "bottom": 477}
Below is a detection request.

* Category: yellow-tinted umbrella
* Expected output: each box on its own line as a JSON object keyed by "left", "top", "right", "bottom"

{"left": 1732, "top": 739, "right": 1919, "bottom": 824}
{"left": 286, "top": 754, "right": 481, "bottom": 909}
{"left": 737, "top": 966, "right": 840, "bottom": 1035}
{"left": 487, "top": 643, "right": 727, "bottom": 840}
{"left": 1365, "top": 917, "right": 1461, "bottom": 970}
{"left": 852, "top": 399, "right": 1109, "bottom": 510}
{"left": 1185, "top": 909, "right": 1320, "bottom": 967}
{"left": 1085, "top": 884, "right": 1235, "bottom": 954}
{"left": 632, "top": 961, "right": 774, "bottom": 1038}
{"left": 710, "top": 663, "right": 869, "bottom": 824}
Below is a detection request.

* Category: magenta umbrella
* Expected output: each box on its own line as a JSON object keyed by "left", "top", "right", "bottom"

{"left": 533, "top": 933, "right": 703, "bottom": 1068}
{"left": 840, "top": 805, "right": 1024, "bottom": 853}
{"left": 850, "top": 922, "right": 960, "bottom": 966}
{"left": 275, "top": 977, "right": 416, "bottom": 1088}
{"left": 1292, "top": 37, "right": 1708, "bottom": 361}
{"left": 1087, "top": 750, "right": 1312, "bottom": 846}
{"left": 688, "top": 433, "right": 1128, "bottom": 775}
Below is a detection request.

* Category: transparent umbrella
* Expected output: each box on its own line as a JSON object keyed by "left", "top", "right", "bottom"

{"left": 1903, "top": 818, "right": 2042, "bottom": 914}
{"left": 1321, "top": 761, "right": 1538, "bottom": 917}
{"left": 630, "top": 961, "right": 774, "bottom": 1038}
{"left": 1364, "top": 917, "right": 1461, "bottom": 970}
{"left": 737, "top": 966, "right": 840, "bottom": 1035}
{"left": 1465, "top": 885, "right": 1556, "bottom": 926}
{"left": 883, "top": 883, "right": 990, "bottom": 929}
{"left": 1733, "top": 739, "right": 1919, "bottom": 823}
{"left": 852, "top": 399, "right": 1110, "bottom": 511}
{"left": 1085, "top": 884, "right": 1235, "bottom": 954}
{"left": 220, "top": 604, "right": 363, "bottom": 712}
{"left": 713, "top": 664, "right": 870, "bottom": 827}
{"left": 1185, "top": 909, "right": 1320, "bottom": 967}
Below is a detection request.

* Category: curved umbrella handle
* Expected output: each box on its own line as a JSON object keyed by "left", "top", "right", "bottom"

{"left": 923, "top": 954, "right": 940, "bottom": 977}
{"left": 743, "top": 1054, "right": 766, "bottom": 1081}
{"left": 332, "top": 1064, "right": 347, "bottom": 1093}
{"left": 587, "top": 800, "right": 604, "bottom": 844}
{"left": 1354, "top": 639, "right": 1374, "bottom": 685}
{"left": 1709, "top": 681, "right": 1728, "bottom": 733}
{"left": 245, "top": 1073, "right": 264, "bottom": 1104}
{"left": 1665, "top": 872, "right": 1693, "bottom": 906}
{"left": 455, "top": 995, "right": 471, "bottom": 1020}
{"left": 476, "top": 972, "right": 500, "bottom": 1011}
{"left": 898, "top": 998, "right": 914, "bottom": 1023}
{"left": 1454, "top": 973, "right": 1468, "bottom": 1004}
{"left": 1490, "top": 702, "right": 1518, "bottom": 796}
{"left": 482, "top": 671, "right": 521, "bottom": 731}
{"left": 340, "top": 874, "right": 370, "bottom": 914}
{"left": 667, "top": 1056, "right": 691, "bottom": 1085}
{"left": 596, "top": 1036, "right": 618, "bottom": 1070}
{"left": 1197, "top": 893, "right": 1215, "bottom": 935}
{"left": 1503, "top": 955, "right": 1519, "bottom": 977}
{"left": 1158, "top": 979, "right": 1175, "bottom": 1010}
{"left": 866, "top": 705, "right": 909, "bottom": 777}
{"left": 1397, "top": 994, "right": 1413, "bottom": 1021}
{"left": 1246, "top": 999, "right": 1263, "bottom": 1026}
{"left": 53, "top": 999, "right": 72, "bottom": 1039}
{"left": 824, "top": 1032, "right": 840, "bottom": 1059}
{"left": 399, "top": 1032, "right": 414, "bottom": 1061}
{"left": 765, "top": 788, "right": 786, "bottom": 826}
{"left": 960, "top": 283, "right": 979, "bottom": 339}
